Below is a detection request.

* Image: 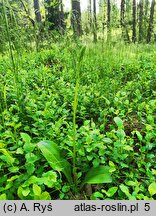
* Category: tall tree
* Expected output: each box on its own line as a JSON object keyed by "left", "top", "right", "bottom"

{"left": 106, "top": 0, "right": 111, "bottom": 42}
{"left": 120, "top": 0, "right": 127, "bottom": 41}
{"left": 107, "top": 0, "right": 111, "bottom": 33}
{"left": 71, "top": 0, "right": 82, "bottom": 36}
{"left": 33, "top": 0, "right": 41, "bottom": 23}
{"left": 59, "top": 0, "right": 65, "bottom": 30}
{"left": 93, "top": 0, "right": 97, "bottom": 42}
{"left": 145, "top": 0, "right": 150, "bottom": 17}
{"left": 138, "top": 0, "right": 144, "bottom": 42}
{"left": 147, "top": 0, "right": 155, "bottom": 43}
{"left": 45, "top": 0, "right": 60, "bottom": 30}
{"left": 88, "top": 0, "right": 92, "bottom": 28}
{"left": 120, "top": 0, "right": 130, "bottom": 42}
{"left": 99, "top": 0, "right": 107, "bottom": 36}
{"left": 132, "top": 0, "right": 136, "bottom": 43}
{"left": 120, "top": 0, "right": 125, "bottom": 26}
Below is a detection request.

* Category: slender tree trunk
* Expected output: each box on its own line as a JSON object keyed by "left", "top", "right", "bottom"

{"left": 145, "top": 0, "right": 150, "bottom": 17}
{"left": 45, "top": 0, "right": 60, "bottom": 30}
{"left": 59, "top": 0, "right": 65, "bottom": 31}
{"left": 138, "top": 0, "right": 144, "bottom": 42}
{"left": 120, "top": 0, "right": 130, "bottom": 43}
{"left": 132, "top": 0, "right": 136, "bottom": 43}
{"left": 120, "top": 0, "right": 125, "bottom": 26}
{"left": 71, "top": 0, "right": 82, "bottom": 36}
{"left": 107, "top": 0, "right": 111, "bottom": 41}
{"left": 147, "top": 0, "right": 155, "bottom": 43}
{"left": 33, "top": 0, "right": 41, "bottom": 23}
{"left": 107, "top": 0, "right": 111, "bottom": 31}
{"left": 93, "top": 0, "right": 97, "bottom": 42}
{"left": 88, "top": 0, "right": 92, "bottom": 29}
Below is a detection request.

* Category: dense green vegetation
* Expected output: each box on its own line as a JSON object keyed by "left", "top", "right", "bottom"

{"left": 0, "top": 0, "right": 156, "bottom": 200}
{"left": 0, "top": 39, "right": 156, "bottom": 200}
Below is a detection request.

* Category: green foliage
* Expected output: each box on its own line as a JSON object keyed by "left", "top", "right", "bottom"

{"left": 82, "top": 166, "right": 112, "bottom": 184}
{"left": 0, "top": 41, "right": 155, "bottom": 200}
{"left": 37, "top": 140, "right": 72, "bottom": 184}
{"left": 148, "top": 182, "right": 156, "bottom": 196}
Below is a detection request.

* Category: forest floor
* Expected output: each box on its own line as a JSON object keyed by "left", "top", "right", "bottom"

{"left": 0, "top": 41, "right": 156, "bottom": 200}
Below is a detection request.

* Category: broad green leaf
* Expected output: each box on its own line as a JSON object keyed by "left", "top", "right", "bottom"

{"left": 8, "top": 166, "right": 19, "bottom": 173}
{"left": 120, "top": 184, "right": 130, "bottom": 196}
{"left": 0, "top": 149, "right": 15, "bottom": 165}
{"left": 136, "top": 131, "right": 143, "bottom": 141}
{"left": 0, "top": 143, "right": 5, "bottom": 148}
{"left": 114, "top": 117, "right": 123, "bottom": 128}
{"left": 151, "top": 169, "right": 156, "bottom": 175}
{"left": 25, "top": 153, "right": 38, "bottom": 163}
{"left": 116, "top": 129, "right": 125, "bottom": 140}
{"left": 106, "top": 187, "right": 118, "bottom": 197}
{"left": 22, "top": 187, "right": 30, "bottom": 197}
{"left": 40, "top": 191, "right": 51, "bottom": 200}
{"left": 17, "top": 186, "right": 23, "bottom": 199}
{"left": 0, "top": 193, "right": 6, "bottom": 200}
{"left": 7, "top": 175, "right": 19, "bottom": 182}
{"left": 109, "top": 161, "right": 116, "bottom": 173}
{"left": 126, "top": 181, "right": 138, "bottom": 186}
{"left": 91, "top": 192, "right": 104, "bottom": 200}
{"left": 119, "top": 184, "right": 136, "bottom": 200}
{"left": 41, "top": 171, "right": 57, "bottom": 187}
{"left": 23, "top": 176, "right": 38, "bottom": 187}
{"left": 120, "top": 162, "right": 129, "bottom": 168}
{"left": 25, "top": 163, "right": 35, "bottom": 175}
{"left": 21, "top": 133, "right": 35, "bottom": 153}
{"left": 82, "top": 166, "right": 112, "bottom": 184}
{"left": 102, "top": 186, "right": 118, "bottom": 197}
{"left": 103, "top": 138, "right": 113, "bottom": 143}
{"left": 33, "top": 184, "right": 41, "bottom": 196}
{"left": 21, "top": 132, "right": 31, "bottom": 144}
{"left": 143, "top": 196, "right": 153, "bottom": 200}
{"left": 16, "top": 147, "right": 24, "bottom": 154}
{"left": 148, "top": 182, "right": 156, "bottom": 196}
{"left": 37, "top": 140, "right": 72, "bottom": 184}
{"left": 62, "top": 186, "right": 70, "bottom": 193}
{"left": 123, "top": 145, "right": 133, "bottom": 151}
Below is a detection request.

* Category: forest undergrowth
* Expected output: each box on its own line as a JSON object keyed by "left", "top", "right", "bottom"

{"left": 0, "top": 40, "right": 156, "bottom": 200}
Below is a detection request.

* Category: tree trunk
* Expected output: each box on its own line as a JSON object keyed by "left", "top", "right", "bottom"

{"left": 120, "top": 0, "right": 130, "bottom": 43}
{"left": 147, "top": 0, "right": 155, "bottom": 43}
{"left": 138, "top": 0, "right": 143, "bottom": 42}
{"left": 88, "top": 0, "right": 92, "bottom": 29}
{"left": 33, "top": 0, "right": 41, "bottom": 23}
{"left": 107, "top": 0, "right": 111, "bottom": 41}
{"left": 145, "top": 0, "right": 150, "bottom": 17}
{"left": 71, "top": 0, "right": 82, "bottom": 36}
{"left": 45, "top": 0, "right": 60, "bottom": 30}
{"left": 59, "top": 0, "right": 65, "bottom": 31}
{"left": 132, "top": 0, "right": 136, "bottom": 43}
{"left": 107, "top": 0, "right": 111, "bottom": 31}
{"left": 93, "top": 0, "right": 97, "bottom": 42}
{"left": 120, "top": 0, "right": 125, "bottom": 27}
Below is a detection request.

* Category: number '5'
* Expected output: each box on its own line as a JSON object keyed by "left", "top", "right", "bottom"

{"left": 144, "top": 203, "right": 150, "bottom": 211}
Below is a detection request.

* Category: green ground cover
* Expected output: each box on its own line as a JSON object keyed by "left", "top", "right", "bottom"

{"left": 0, "top": 41, "right": 156, "bottom": 200}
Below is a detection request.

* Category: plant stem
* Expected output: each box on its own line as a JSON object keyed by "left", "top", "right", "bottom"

{"left": 2, "top": 0, "right": 20, "bottom": 109}
{"left": 73, "top": 77, "right": 79, "bottom": 184}
{"left": 72, "top": 46, "right": 86, "bottom": 188}
{"left": 2, "top": 0, "right": 17, "bottom": 80}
